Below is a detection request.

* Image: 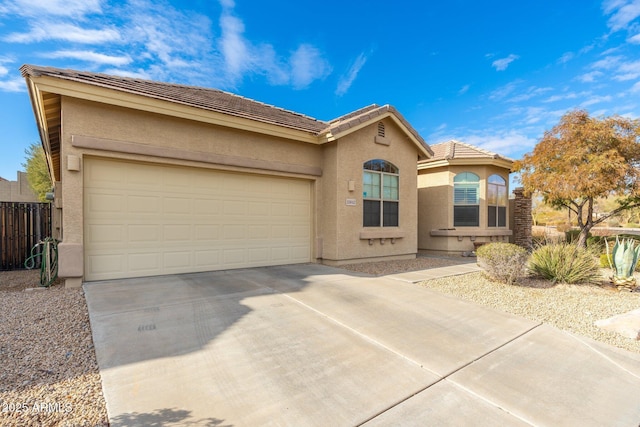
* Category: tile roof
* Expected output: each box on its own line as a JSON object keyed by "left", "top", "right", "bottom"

{"left": 20, "top": 65, "right": 328, "bottom": 134}
{"left": 20, "top": 65, "right": 432, "bottom": 156}
{"left": 424, "top": 140, "right": 513, "bottom": 163}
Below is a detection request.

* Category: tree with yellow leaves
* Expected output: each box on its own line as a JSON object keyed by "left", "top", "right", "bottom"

{"left": 515, "top": 110, "right": 640, "bottom": 248}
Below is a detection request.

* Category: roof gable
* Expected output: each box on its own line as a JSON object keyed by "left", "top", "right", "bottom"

{"left": 322, "top": 104, "right": 433, "bottom": 159}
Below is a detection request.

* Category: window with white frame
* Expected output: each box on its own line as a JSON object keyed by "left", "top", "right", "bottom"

{"left": 453, "top": 172, "right": 479, "bottom": 226}
{"left": 363, "top": 159, "right": 399, "bottom": 227}
{"left": 487, "top": 174, "right": 507, "bottom": 227}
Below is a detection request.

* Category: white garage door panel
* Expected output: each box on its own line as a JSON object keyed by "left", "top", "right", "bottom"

{"left": 84, "top": 158, "right": 312, "bottom": 281}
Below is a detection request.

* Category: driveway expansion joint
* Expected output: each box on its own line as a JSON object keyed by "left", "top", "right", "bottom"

{"left": 356, "top": 322, "right": 543, "bottom": 426}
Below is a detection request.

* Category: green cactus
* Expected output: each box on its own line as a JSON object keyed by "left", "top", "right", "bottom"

{"left": 606, "top": 237, "right": 640, "bottom": 291}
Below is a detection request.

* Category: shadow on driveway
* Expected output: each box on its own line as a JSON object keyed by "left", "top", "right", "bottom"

{"left": 84, "top": 263, "right": 640, "bottom": 426}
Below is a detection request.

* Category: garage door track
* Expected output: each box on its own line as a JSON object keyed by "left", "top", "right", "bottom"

{"left": 84, "top": 264, "right": 640, "bottom": 426}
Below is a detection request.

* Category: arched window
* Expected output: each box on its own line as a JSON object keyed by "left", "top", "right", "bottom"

{"left": 453, "top": 172, "right": 479, "bottom": 226}
{"left": 488, "top": 174, "right": 507, "bottom": 227}
{"left": 363, "top": 159, "right": 399, "bottom": 227}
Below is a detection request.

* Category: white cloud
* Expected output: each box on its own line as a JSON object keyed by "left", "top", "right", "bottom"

{"left": 491, "top": 54, "right": 519, "bottom": 71}
{"left": 631, "top": 81, "right": 640, "bottom": 92}
{"left": 615, "top": 59, "right": 640, "bottom": 80}
{"left": 214, "top": 1, "right": 331, "bottom": 89}
{"left": 218, "top": 12, "right": 249, "bottom": 76}
{"left": 102, "top": 68, "right": 151, "bottom": 79}
{"left": 507, "top": 86, "right": 553, "bottom": 103}
{"left": 0, "top": 0, "right": 103, "bottom": 17}
{"left": 462, "top": 131, "right": 537, "bottom": 157}
{"left": 4, "top": 23, "right": 121, "bottom": 44}
{"left": 629, "top": 33, "right": 640, "bottom": 43}
{"left": 558, "top": 52, "right": 574, "bottom": 64}
{"left": 489, "top": 80, "right": 523, "bottom": 100}
{"left": 458, "top": 84, "right": 470, "bottom": 95}
{"left": 335, "top": 52, "right": 368, "bottom": 96}
{"left": 43, "top": 50, "right": 132, "bottom": 66}
{"left": 577, "top": 70, "right": 604, "bottom": 82}
{"left": 591, "top": 55, "right": 624, "bottom": 70}
{"left": 290, "top": 44, "right": 332, "bottom": 89}
{"left": 0, "top": 0, "right": 332, "bottom": 91}
{"left": 543, "top": 92, "right": 580, "bottom": 103}
{"left": 0, "top": 77, "right": 25, "bottom": 92}
{"left": 581, "top": 95, "right": 613, "bottom": 107}
{"left": 603, "top": 0, "right": 640, "bottom": 31}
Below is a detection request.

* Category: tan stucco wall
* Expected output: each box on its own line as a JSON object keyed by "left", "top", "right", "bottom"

{"left": 54, "top": 98, "right": 422, "bottom": 283}
{"left": 57, "top": 97, "right": 325, "bottom": 284}
{"left": 0, "top": 172, "right": 39, "bottom": 202}
{"left": 418, "top": 164, "right": 511, "bottom": 254}
{"left": 320, "top": 118, "right": 418, "bottom": 264}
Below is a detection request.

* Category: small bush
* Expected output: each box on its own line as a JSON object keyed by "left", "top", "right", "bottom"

{"left": 565, "top": 229, "right": 583, "bottom": 243}
{"left": 476, "top": 242, "right": 528, "bottom": 285}
{"left": 529, "top": 243, "right": 601, "bottom": 284}
{"left": 586, "top": 235, "right": 605, "bottom": 251}
{"left": 599, "top": 253, "right": 612, "bottom": 268}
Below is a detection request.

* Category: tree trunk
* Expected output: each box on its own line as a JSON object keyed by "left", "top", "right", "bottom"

{"left": 576, "top": 226, "right": 591, "bottom": 248}
{"left": 575, "top": 198, "right": 595, "bottom": 248}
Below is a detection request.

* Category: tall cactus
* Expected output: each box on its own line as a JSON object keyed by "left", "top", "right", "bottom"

{"left": 606, "top": 236, "right": 640, "bottom": 291}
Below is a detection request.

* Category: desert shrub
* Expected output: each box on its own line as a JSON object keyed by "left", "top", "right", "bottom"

{"left": 615, "top": 234, "right": 640, "bottom": 243}
{"left": 565, "top": 229, "right": 583, "bottom": 243}
{"left": 528, "top": 243, "right": 601, "bottom": 284}
{"left": 587, "top": 235, "right": 605, "bottom": 252}
{"left": 600, "top": 253, "right": 612, "bottom": 268}
{"left": 476, "top": 242, "right": 528, "bottom": 285}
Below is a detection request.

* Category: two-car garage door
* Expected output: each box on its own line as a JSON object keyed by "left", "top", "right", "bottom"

{"left": 84, "top": 158, "right": 312, "bottom": 281}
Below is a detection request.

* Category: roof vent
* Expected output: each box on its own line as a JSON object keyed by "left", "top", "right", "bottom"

{"left": 377, "top": 122, "right": 385, "bottom": 137}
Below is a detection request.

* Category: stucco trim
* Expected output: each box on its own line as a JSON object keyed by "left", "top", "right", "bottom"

{"left": 71, "top": 135, "right": 323, "bottom": 177}
{"left": 359, "top": 230, "right": 407, "bottom": 239}
{"left": 57, "top": 242, "right": 83, "bottom": 278}
{"left": 430, "top": 229, "right": 512, "bottom": 237}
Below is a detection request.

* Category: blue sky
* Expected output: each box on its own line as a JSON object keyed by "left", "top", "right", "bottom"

{"left": 0, "top": 0, "right": 639, "bottom": 181}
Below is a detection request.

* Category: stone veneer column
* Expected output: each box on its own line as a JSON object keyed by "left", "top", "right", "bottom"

{"left": 512, "top": 187, "right": 532, "bottom": 250}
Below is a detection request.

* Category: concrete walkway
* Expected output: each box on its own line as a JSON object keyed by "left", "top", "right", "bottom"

{"left": 84, "top": 263, "right": 640, "bottom": 426}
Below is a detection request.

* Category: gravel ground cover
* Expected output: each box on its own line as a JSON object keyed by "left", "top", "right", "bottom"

{"left": 1, "top": 256, "right": 638, "bottom": 426}
{"left": 0, "top": 270, "right": 108, "bottom": 427}
{"left": 419, "top": 271, "right": 640, "bottom": 354}
{"left": 340, "top": 256, "right": 640, "bottom": 354}
{"left": 340, "top": 255, "right": 471, "bottom": 276}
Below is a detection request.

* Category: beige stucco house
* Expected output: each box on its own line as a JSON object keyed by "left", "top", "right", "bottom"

{"left": 417, "top": 140, "right": 514, "bottom": 254}
{"left": 21, "top": 65, "right": 435, "bottom": 286}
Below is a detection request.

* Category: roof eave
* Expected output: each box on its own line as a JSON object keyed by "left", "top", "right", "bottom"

{"left": 418, "top": 157, "right": 514, "bottom": 170}
{"left": 23, "top": 75, "right": 60, "bottom": 182}
{"left": 27, "top": 74, "right": 322, "bottom": 145}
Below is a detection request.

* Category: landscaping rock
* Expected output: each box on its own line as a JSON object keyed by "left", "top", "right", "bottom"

{"left": 595, "top": 308, "right": 640, "bottom": 340}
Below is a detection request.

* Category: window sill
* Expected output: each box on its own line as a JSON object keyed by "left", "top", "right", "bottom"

{"left": 360, "top": 229, "right": 405, "bottom": 245}
{"left": 431, "top": 228, "right": 512, "bottom": 241}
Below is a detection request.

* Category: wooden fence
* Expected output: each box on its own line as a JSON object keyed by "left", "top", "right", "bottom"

{"left": 0, "top": 202, "right": 52, "bottom": 271}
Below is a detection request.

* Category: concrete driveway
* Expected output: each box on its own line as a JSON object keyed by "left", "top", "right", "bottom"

{"left": 84, "top": 264, "right": 640, "bottom": 426}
